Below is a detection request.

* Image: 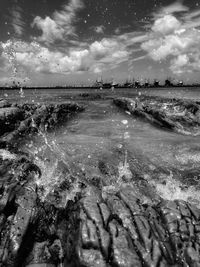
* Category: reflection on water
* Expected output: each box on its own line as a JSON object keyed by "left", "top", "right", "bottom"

{"left": 2, "top": 87, "right": 200, "bottom": 207}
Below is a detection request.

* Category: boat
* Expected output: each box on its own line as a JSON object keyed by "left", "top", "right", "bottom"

{"left": 103, "top": 83, "right": 112, "bottom": 89}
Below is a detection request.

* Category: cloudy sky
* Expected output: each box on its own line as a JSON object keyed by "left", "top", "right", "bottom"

{"left": 0, "top": 0, "right": 200, "bottom": 86}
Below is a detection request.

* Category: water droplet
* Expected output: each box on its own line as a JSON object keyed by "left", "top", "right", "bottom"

{"left": 121, "top": 120, "right": 128, "bottom": 125}
{"left": 124, "top": 132, "right": 130, "bottom": 139}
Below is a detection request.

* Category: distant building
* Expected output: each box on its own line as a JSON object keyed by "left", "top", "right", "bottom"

{"left": 134, "top": 80, "right": 141, "bottom": 88}
{"left": 165, "top": 79, "right": 173, "bottom": 87}
{"left": 94, "top": 79, "right": 103, "bottom": 88}
{"left": 123, "top": 81, "right": 133, "bottom": 88}
{"left": 103, "top": 83, "right": 112, "bottom": 89}
{"left": 177, "top": 80, "right": 183, "bottom": 86}
{"left": 153, "top": 80, "right": 160, "bottom": 87}
{"left": 144, "top": 81, "right": 149, "bottom": 87}
{"left": 111, "top": 80, "right": 119, "bottom": 88}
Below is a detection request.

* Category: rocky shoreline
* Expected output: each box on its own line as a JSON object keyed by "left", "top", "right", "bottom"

{"left": 114, "top": 96, "right": 200, "bottom": 136}
{"left": 0, "top": 98, "right": 200, "bottom": 266}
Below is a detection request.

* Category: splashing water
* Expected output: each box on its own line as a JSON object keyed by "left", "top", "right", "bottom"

{"left": 14, "top": 92, "right": 200, "bottom": 209}
{"left": 1, "top": 39, "right": 30, "bottom": 96}
{"left": 1, "top": 40, "right": 18, "bottom": 77}
{"left": 0, "top": 149, "right": 17, "bottom": 160}
{"left": 19, "top": 87, "right": 25, "bottom": 98}
{"left": 149, "top": 171, "right": 200, "bottom": 208}
{"left": 117, "top": 120, "right": 132, "bottom": 182}
{"left": 25, "top": 111, "right": 135, "bottom": 204}
{"left": 118, "top": 150, "right": 132, "bottom": 182}
{"left": 26, "top": 129, "right": 84, "bottom": 206}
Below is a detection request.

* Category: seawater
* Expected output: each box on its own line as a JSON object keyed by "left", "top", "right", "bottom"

{"left": 1, "top": 87, "right": 200, "bottom": 207}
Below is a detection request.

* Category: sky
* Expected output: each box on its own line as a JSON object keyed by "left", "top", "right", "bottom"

{"left": 0, "top": 0, "right": 200, "bottom": 86}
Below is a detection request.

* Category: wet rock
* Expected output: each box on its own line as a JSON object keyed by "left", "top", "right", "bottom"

{"left": 78, "top": 249, "right": 107, "bottom": 267}
{"left": 98, "top": 160, "right": 118, "bottom": 184}
{"left": 0, "top": 150, "right": 41, "bottom": 266}
{"left": 113, "top": 98, "right": 136, "bottom": 113}
{"left": 188, "top": 202, "right": 200, "bottom": 220}
{"left": 176, "top": 200, "right": 191, "bottom": 217}
{"left": 79, "top": 93, "right": 103, "bottom": 100}
{"left": 9, "top": 182, "right": 37, "bottom": 255}
{"left": 99, "top": 202, "right": 110, "bottom": 226}
{"left": 0, "top": 107, "right": 24, "bottom": 136}
{"left": 1, "top": 99, "right": 200, "bottom": 266}
{"left": 1, "top": 168, "right": 200, "bottom": 266}
{"left": 184, "top": 246, "right": 200, "bottom": 266}
{"left": 114, "top": 96, "right": 200, "bottom": 135}
{"left": 0, "top": 99, "right": 11, "bottom": 108}
{"left": 25, "top": 241, "right": 57, "bottom": 266}
{"left": 81, "top": 217, "right": 100, "bottom": 249}
{"left": 1, "top": 102, "right": 84, "bottom": 144}
{"left": 108, "top": 220, "right": 142, "bottom": 267}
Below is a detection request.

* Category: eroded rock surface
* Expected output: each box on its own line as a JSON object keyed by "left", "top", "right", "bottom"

{"left": 1, "top": 99, "right": 200, "bottom": 266}
{"left": 0, "top": 107, "right": 24, "bottom": 136}
{"left": 0, "top": 152, "right": 200, "bottom": 267}
{"left": 0, "top": 101, "right": 84, "bottom": 144}
{"left": 0, "top": 99, "right": 11, "bottom": 108}
{"left": 114, "top": 96, "right": 200, "bottom": 135}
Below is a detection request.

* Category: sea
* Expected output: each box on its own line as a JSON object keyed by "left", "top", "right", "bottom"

{"left": 1, "top": 87, "right": 200, "bottom": 207}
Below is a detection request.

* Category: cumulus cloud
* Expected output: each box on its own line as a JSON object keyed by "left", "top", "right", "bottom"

{"left": 141, "top": 32, "right": 195, "bottom": 61}
{"left": 0, "top": 37, "right": 129, "bottom": 75}
{"left": 88, "top": 39, "right": 129, "bottom": 72}
{"left": 139, "top": 2, "right": 200, "bottom": 74}
{"left": 170, "top": 54, "right": 189, "bottom": 73}
{"left": 32, "top": 0, "right": 84, "bottom": 44}
{"left": 32, "top": 16, "right": 65, "bottom": 44}
{"left": 152, "top": 14, "right": 181, "bottom": 35}
{"left": 4, "top": 1, "right": 200, "bottom": 79}
{"left": 0, "top": 27, "right": 148, "bottom": 77}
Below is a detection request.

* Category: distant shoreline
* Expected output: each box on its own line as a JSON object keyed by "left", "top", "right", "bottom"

{"left": 0, "top": 85, "right": 200, "bottom": 90}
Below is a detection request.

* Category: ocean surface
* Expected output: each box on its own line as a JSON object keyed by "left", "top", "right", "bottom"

{"left": 1, "top": 87, "right": 200, "bottom": 207}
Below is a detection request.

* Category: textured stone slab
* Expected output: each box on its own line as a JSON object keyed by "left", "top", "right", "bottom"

{"left": 114, "top": 97, "right": 200, "bottom": 135}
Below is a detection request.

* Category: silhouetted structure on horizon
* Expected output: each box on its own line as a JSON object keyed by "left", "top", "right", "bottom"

{"left": 153, "top": 79, "right": 160, "bottom": 87}
{"left": 165, "top": 79, "right": 173, "bottom": 87}
{"left": 144, "top": 81, "right": 149, "bottom": 87}
{"left": 134, "top": 80, "right": 141, "bottom": 88}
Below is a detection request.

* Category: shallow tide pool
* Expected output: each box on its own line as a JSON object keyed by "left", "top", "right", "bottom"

{"left": 2, "top": 87, "right": 200, "bottom": 206}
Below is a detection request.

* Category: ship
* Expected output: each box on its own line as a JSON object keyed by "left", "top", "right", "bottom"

{"left": 134, "top": 80, "right": 141, "bottom": 88}
{"left": 177, "top": 80, "right": 183, "bottom": 86}
{"left": 102, "top": 82, "right": 112, "bottom": 89}
{"left": 93, "top": 77, "right": 119, "bottom": 89}
{"left": 93, "top": 77, "right": 103, "bottom": 89}
{"left": 153, "top": 79, "right": 160, "bottom": 87}
{"left": 103, "top": 78, "right": 118, "bottom": 89}
{"left": 123, "top": 81, "right": 133, "bottom": 88}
